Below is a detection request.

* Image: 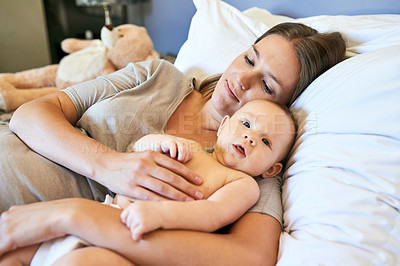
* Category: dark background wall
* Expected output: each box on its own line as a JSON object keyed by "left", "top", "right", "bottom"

{"left": 1, "top": 0, "right": 400, "bottom": 72}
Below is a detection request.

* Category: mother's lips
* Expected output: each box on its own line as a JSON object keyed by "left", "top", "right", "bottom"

{"left": 225, "top": 80, "right": 239, "bottom": 102}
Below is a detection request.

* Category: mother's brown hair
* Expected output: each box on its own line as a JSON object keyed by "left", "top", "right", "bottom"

{"left": 255, "top": 22, "right": 346, "bottom": 105}
{"left": 200, "top": 22, "right": 346, "bottom": 106}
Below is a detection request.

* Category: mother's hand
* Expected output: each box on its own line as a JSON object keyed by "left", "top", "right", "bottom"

{"left": 10, "top": 92, "right": 203, "bottom": 204}
{"left": 0, "top": 201, "right": 68, "bottom": 257}
{"left": 98, "top": 150, "right": 204, "bottom": 202}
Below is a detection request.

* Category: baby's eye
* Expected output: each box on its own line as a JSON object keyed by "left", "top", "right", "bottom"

{"left": 244, "top": 55, "right": 254, "bottom": 66}
{"left": 242, "top": 121, "right": 250, "bottom": 128}
{"left": 262, "top": 138, "right": 270, "bottom": 146}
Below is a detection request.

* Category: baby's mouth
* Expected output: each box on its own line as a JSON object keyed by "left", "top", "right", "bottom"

{"left": 233, "top": 144, "right": 246, "bottom": 157}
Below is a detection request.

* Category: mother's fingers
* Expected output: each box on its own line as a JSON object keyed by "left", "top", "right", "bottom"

{"left": 142, "top": 151, "right": 203, "bottom": 200}
{"left": 109, "top": 151, "right": 203, "bottom": 201}
{"left": 0, "top": 200, "right": 69, "bottom": 256}
{"left": 150, "top": 150, "right": 201, "bottom": 184}
{"left": 128, "top": 172, "right": 197, "bottom": 202}
{"left": 123, "top": 184, "right": 170, "bottom": 202}
{"left": 0, "top": 205, "right": 35, "bottom": 255}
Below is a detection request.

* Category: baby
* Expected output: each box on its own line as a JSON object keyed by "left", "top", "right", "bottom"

{"left": 121, "top": 99, "right": 296, "bottom": 240}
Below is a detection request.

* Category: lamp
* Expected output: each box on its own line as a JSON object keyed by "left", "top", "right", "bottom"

{"left": 75, "top": 0, "right": 146, "bottom": 29}
{"left": 76, "top": 0, "right": 144, "bottom": 47}
{"left": 76, "top": 0, "right": 142, "bottom": 5}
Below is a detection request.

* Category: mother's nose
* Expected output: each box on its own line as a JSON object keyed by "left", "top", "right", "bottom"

{"left": 237, "top": 71, "right": 257, "bottom": 91}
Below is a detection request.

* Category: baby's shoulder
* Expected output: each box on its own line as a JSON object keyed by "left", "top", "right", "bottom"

{"left": 223, "top": 167, "right": 254, "bottom": 183}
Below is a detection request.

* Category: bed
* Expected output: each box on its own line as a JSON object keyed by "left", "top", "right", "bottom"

{"left": 1, "top": 0, "right": 399, "bottom": 264}
{"left": 172, "top": 0, "right": 400, "bottom": 264}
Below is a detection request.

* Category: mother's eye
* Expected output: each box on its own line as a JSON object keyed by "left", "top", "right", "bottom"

{"left": 263, "top": 81, "right": 273, "bottom": 95}
{"left": 244, "top": 55, "right": 254, "bottom": 66}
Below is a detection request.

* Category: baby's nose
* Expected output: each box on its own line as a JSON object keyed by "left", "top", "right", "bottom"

{"left": 244, "top": 134, "right": 256, "bottom": 145}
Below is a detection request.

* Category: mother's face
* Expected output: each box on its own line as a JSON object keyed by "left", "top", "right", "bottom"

{"left": 212, "top": 34, "right": 300, "bottom": 117}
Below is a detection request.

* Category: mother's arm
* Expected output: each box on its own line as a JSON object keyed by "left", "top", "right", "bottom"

{"left": 8, "top": 92, "right": 202, "bottom": 201}
{"left": 125, "top": 211, "right": 281, "bottom": 266}
{"left": 0, "top": 199, "right": 280, "bottom": 265}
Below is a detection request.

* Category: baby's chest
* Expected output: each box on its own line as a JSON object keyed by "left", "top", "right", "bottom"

{"left": 188, "top": 152, "right": 240, "bottom": 199}
{"left": 195, "top": 165, "right": 232, "bottom": 199}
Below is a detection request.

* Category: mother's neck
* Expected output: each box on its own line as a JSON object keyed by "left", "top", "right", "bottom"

{"left": 165, "top": 90, "right": 220, "bottom": 148}
{"left": 199, "top": 99, "right": 224, "bottom": 131}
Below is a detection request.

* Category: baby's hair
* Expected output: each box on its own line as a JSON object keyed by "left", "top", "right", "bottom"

{"left": 257, "top": 99, "right": 297, "bottom": 164}
{"left": 274, "top": 102, "right": 297, "bottom": 168}
{"left": 264, "top": 99, "right": 297, "bottom": 136}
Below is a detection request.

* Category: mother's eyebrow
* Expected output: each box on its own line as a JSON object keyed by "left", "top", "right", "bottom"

{"left": 252, "top": 45, "right": 260, "bottom": 58}
{"left": 252, "top": 45, "right": 284, "bottom": 91}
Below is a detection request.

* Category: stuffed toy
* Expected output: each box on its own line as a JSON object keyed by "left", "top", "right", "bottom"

{"left": 0, "top": 24, "right": 159, "bottom": 112}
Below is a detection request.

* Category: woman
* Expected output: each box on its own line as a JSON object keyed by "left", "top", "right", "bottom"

{"left": 0, "top": 22, "right": 345, "bottom": 265}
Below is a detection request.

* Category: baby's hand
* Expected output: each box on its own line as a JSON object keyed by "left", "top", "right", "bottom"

{"left": 161, "top": 138, "right": 194, "bottom": 163}
{"left": 113, "top": 194, "right": 134, "bottom": 209}
{"left": 120, "top": 201, "right": 163, "bottom": 241}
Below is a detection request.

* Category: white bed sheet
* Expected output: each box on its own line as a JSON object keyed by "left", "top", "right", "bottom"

{"left": 279, "top": 44, "right": 400, "bottom": 266}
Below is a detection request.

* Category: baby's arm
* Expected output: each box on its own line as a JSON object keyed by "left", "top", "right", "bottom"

{"left": 132, "top": 134, "right": 196, "bottom": 163}
{"left": 120, "top": 176, "right": 260, "bottom": 240}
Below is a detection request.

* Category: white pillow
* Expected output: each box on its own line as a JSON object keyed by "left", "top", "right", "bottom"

{"left": 279, "top": 45, "right": 400, "bottom": 265}
{"left": 294, "top": 15, "right": 400, "bottom": 56}
{"left": 176, "top": 0, "right": 400, "bottom": 264}
{"left": 175, "top": 0, "right": 400, "bottom": 83}
{"left": 241, "top": 6, "right": 400, "bottom": 55}
{"left": 174, "top": 0, "right": 269, "bottom": 89}
{"left": 242, "top": 7, "right": 293, "bottom": 28}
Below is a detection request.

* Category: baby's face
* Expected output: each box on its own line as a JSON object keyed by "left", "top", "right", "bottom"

{"left": 214, "top": 100, "right": 295, "bottom": 177}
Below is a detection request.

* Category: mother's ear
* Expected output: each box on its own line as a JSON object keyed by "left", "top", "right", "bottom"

{"left": 261, "top": 162, "right": 282, "bottom": 178}
{"left": 217, "top": 115, "right": 230, "bottom": 136}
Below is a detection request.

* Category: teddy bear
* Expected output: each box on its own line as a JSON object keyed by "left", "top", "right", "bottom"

{"left": 0, "top": 24, "right": 159, "bottom": 112}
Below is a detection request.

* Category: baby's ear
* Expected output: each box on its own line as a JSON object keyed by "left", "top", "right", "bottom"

{"left": 261, "top": 162, "right": 282, "bottom": 178}
{"left": 217, "top": 115, "right": 230, "bottom": 136}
